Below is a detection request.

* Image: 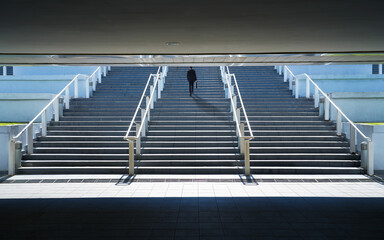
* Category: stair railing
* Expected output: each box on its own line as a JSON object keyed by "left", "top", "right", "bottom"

{"left": 275, "top": 65, "right": 374, "bottom": 175}
{"left": 220, "top": 66, "right": 254, "bottom": 176}
{"left": 8, "top": 66, "right": 110, "bottom": 175}
{"left": 124, "top": 66, "right": 168, "bottom": 176}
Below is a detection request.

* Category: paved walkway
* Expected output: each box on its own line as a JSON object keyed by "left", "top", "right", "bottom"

{"left": 1, "top": 174, "right": 383, "bottom": 239}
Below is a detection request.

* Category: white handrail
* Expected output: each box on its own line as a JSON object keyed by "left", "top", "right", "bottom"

{"left": 220, "top": 66, "right": 254, "bottom": 176}
{"left": 226, "top": 66, "right": 254, "bottom": 139}
{"left": 123, "top": 66, "right": 168, "bottom": 176}
{"left": 8, "top": 66, "right": 109, "bottom": 175}
{"left": 277, "top": 65, "right": 374, "bottom": 175}
{"left": 296, "top": 73, "right": 370, "bottom": 141}
{"left": 124, "top": 67, "right": 164, "bottom": 140}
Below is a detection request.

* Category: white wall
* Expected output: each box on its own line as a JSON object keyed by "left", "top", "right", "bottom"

{"left": 13, "top": 66, "right": 98, "bottom": 76}
{"left": 287, "top": 65, "right": 372, "bottom": 75}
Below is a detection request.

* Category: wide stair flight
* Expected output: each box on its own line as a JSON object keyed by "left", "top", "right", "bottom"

{"left": 230, "top": 66, "right": 361, "bottom": 174}
{"left": 18, "top": 66, "right": 362, "bottom": 174}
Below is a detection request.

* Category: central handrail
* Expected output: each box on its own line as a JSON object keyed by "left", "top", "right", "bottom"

{"left": 226, "top": 66, "right": 254, "bottom": 139}
{"left": 123, "top": 66, "right": 168, "bottom": 176}
{"left": 124, "top": 66, "right": 161, "bottom": 140}
{"left": 220, "top": 66, "right": 254, "bottom": 176}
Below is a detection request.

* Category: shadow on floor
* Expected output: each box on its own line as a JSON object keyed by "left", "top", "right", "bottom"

{"left": 0, "top": 197, "right": 383, "bottom": 240}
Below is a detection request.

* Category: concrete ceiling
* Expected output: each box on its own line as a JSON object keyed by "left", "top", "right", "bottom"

{"left": 1, "top": 0, "right": 384, "bottom": 64}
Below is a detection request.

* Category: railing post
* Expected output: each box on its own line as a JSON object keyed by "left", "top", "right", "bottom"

{"left": 2, "top": 66, "right": 6, "bottom": 76}
{"left": 98, "top": 68, "right": 102, "bottom": 83}
{"left": 367, "top": 141, "right": 374, "bottom": 175}
{"left": 85, "top": 77, "right": 90, "bottom": 98}
{"left": 289, "top": 75, "right": 293, "bottom": 90}
{"left": 227, "top": 74, "right": 232, "bottom": 86}
{"left": 235, "top": 108, "right": 240, "bottom": 133}
{"left": 146, "top": 96, "right": 151, "bottom": 121}
{"left": 150, "top": 85, "right": 155, "bottom": 108}
{"left": 283, "top": 67, "right": 287, "bottom": 82}
{"left": 158, "top": 81, "right": 161, "bottom": 99}
{"left": 324, "top": 98, "right": 330, "bottom": 121}
{"left": 361, "top": 141, "right": 368, "bottom": 170}
{"left": 295, "top": 78, "right": 299, "bottom": 99}
{"left": 224, "top": 84, "right": 229, "bottom": 98}
{"left": 54, "top": 98, "right": 60, "bottom": 121}
{"left": 244, "top": 140, "right": 250, "bottom": 176}
{"left": 27, "top": 124, "right": 34, "bottom": 154}
{"left": 42, "top": 110, "right": 47, "bottom": 136}
{"left": 379, "top": 64, "right": 383, "bottom": 74}
{"left": 278, "top": 66, "right": 282, "bottom": 75}
{"left": 15, "top": 141, "right": 22, "bottom": 169}
{"left": 319, "top": 98, "right": 324, "bottom": 117}
{"left": 350, "top": 124, "right": 356, "bottom": 153}
{"left": 74, "top": 77, "right": 79, "bottom": 98}
{"left": 8, "top": 140, "right": 15, "bottom": 175}
{"left": 103, "top": 67, "right": 107, "bottom": 76}
{"left": 239, "top": 123, "right": 245, "bottom": 155}
{"left": 314, "top": 88, "right": 319, "bottom": 108}
{"left": 141, "top": 108, "right": 146, "bottom": 137}
{"left": 336, "top": 111, "right": 342, "bottom": 136}
{"left": 65, "top": 88, "right": 70, "bottom": 109}
{"left": 231, "top": 95, "right": 237, "bottom": 113}
{"left": 129, "top": 140, "right": 135, "bottom": 176}
{"left": 108, "top": 66, "right": 111, "bottom": 71}
{"left": 136, "top": 122, "right": 141, "bottom": 155}
{"left": 306, "top": 77, "right": 310, "bottom": 98}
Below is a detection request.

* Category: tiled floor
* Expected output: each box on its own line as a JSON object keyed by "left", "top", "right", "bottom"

{"left": 0, "top": 174, "right": 384, "bottom": 239}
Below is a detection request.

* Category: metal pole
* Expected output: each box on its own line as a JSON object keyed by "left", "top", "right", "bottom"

{"left": 295, "top": 78, "right": 299, "bottom": 99}
{"left": 244, "top": 140, "right": 250, "bottom": 176}
{"left": 136, "top": 122, "right": 141, "bottom": 155}
{"left": 314, "top": 88, "right": 319, "bottom": 108}
{"left": 283, "top": 67, "right": 287, "bottom": 82}
{"left": 54, "top": 98, "right": 60, "bottom": 121}
{"left": 74, "top": 78, "right": 79, "bottom": 98}
{"left": 235, "top": 108, "right": 240, "bottom": 131}
{"left": 27, "top": 124, "right": 34, "bottom": 154}
{"left": 239, "top": 123, "right": 245, "bottom": 154}
{"left": 65, "top": 88, "right": 70, "bottom": 109}
{"left": 379, "top": 64, "right": 383, "bottom": 74}
{"left": 324, "top": 98, "right": 330, "bottom": 121}
{"left": 3, "top": 66, "right": 7, "bottom": 76}
{"left": 146, "top": 96, "right": 151, "bottom": 121}
{"left": 350, "top": 125, "right": 356, "bottom": 153}
{"left": 361, "top": 141, "right": 368, "bottom": 170}
{"left": 150, "top": 86, "right": 154, "bottom": 109}
{"left": 336, "top": 111, "right": 342, "bottom": 136}
{"left": 103, "top": 67, "right": 107, "bottom": 76}
{"left": 15, "top": 141, "right": 22, "bottom": 169}
{"left": 8, "top": 140, "right": 15, "bottom": 175}
{"left": 367, "top": 141, "right": 374, "bottom": 175}
{"left": 42, "top": 110, "right": 47, "bottom": 136}
{"left": 98, "top": 68, "right": 102, "bottom": 83}
{"left": 306, "top": 77, "right": 310, "bottom": 98}
{"left": 141, "top": 108, "right": 146, "bottom": 137}
{"left": 129, "top": 140, "right": 135, "bottom": 176}
{"left": 289, "top": 75, "right": 293, "bottom": 90}
{"left": 85, "top": 78, "right": 90, "bottom": 98}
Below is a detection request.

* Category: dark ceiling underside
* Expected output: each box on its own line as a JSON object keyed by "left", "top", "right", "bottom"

{"left": 1, "top": 0, "right": 384, "bottom": 64}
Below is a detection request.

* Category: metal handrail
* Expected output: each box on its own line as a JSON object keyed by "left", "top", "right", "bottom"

{"left": 296, "top": 73, "right": 370, "bottom": 141}
{"left": 221, "top": 66, "right": 254, "bottom": 176}
{"left": 123, "top": 66, "right": 168, "bottom": 176}
{"left": 12, "top": 74, "right": 81, "bottom": 140}
{"left": 277, "top": 65, "right": 374, "bottom": 175}
{"left": 226, "top": 66, "right": 254, "bottom": 139}
{"left": 124, "top": 67, "right": 164, "bottom": 140}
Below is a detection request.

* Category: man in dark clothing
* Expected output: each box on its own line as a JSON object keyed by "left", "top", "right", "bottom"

{"left": 187, "top": 67, "right": 197, "bottom": 96}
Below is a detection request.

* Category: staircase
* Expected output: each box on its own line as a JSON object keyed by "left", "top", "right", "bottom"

{"left": 19, "top": 66, "right": 362, "bottom": 175}
{"left": 19, "top": 67, "right": 157, "bottom": 174}
{"left": 230, "top": 66, "right": 362, "bottom": 174}
{"left": 136, "top": 67, "right": 239, "bottom": 174}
